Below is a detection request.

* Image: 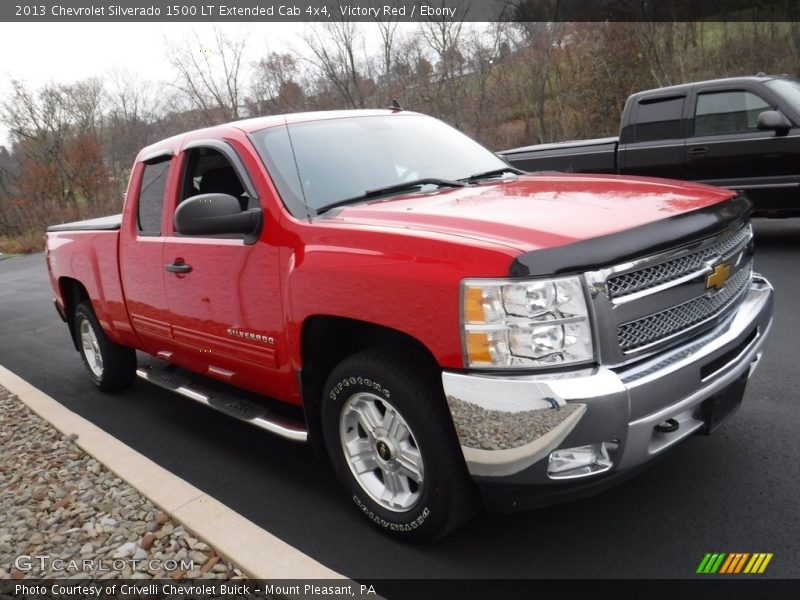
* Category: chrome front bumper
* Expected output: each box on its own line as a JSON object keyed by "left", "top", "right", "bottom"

{"left": 442, "top": 275, "right": 773, "bottom": 484}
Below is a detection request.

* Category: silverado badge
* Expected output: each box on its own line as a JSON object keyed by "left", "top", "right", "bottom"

{"left": 227, "top": 328, "right": 275, "bottom": 345}
{"left": 706, "top": 263, "right": 731, "bottom": 290}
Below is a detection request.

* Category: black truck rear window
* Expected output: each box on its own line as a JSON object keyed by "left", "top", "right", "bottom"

{"left": 633, "top": 96, "right": 685, "bottom": 143}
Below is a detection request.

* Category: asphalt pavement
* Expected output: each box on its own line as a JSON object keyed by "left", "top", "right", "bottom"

{"left": 0, "top": 220, "right": 798, "bottom": 579}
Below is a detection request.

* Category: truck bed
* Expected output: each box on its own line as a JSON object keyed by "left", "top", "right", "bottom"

{"left": 46, "top": 223, "right": 134, "bottom": 348}
{"left": 47, "top": 214, "right": 122, "bottom": 232}
{"left": 500, "top": 137, "right": 618, "bottom": 174}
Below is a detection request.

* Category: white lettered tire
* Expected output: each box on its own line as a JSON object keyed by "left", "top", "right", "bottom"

{"left": 321, "top": 349, "right": 478, "bottom": 540}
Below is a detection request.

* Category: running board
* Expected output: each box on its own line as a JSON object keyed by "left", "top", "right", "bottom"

{"left": 136, "top": 366, "right": 308, "bottom": 443}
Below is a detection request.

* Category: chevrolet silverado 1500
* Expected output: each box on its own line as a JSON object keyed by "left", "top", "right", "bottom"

{"left": 46, "top": 109, "right": 773, "bottom": 539}
{"left": 501, "top": 75, "right": 800, "bottom": 216}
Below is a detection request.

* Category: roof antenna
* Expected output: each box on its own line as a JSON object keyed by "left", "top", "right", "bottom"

{"left": 389, "top": 99, "right": 402, "bottom": 112}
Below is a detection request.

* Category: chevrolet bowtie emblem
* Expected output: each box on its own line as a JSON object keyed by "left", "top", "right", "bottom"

{"left": 706, "top": 263, "right": 731, "bottom": 290}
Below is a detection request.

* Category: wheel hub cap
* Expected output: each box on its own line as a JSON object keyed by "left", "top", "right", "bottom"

{"left": 80, "top": 318, "right": 103, "bottom": 378}
{"left": 340, "top": 392, "right": 425, "bottom": 512}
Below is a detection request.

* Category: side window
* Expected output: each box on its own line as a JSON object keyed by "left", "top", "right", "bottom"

{"left": 137, "top": 159, "right": 170, "bottom": 235}
{"left": 694, "top": 91, "right": 771, "bottom": 136}
{"left": 633, "top": 96, "right": 686, "bottom": 143}
{"left": 179, "top": 147, "right": 249, "bottom": 209}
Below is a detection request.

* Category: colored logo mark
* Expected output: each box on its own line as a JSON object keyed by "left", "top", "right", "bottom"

{"left": 696, "top": 552, "right": 773, "bottom": 574}
{"left": 706, "top": 262, "right": 731, "bottom": 290}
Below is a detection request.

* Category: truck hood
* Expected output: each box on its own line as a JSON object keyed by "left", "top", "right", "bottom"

{"left": 323, "top": 173, "right": 736, "bottom": 252}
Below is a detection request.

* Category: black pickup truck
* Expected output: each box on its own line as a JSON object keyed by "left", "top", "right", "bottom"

{"left": 500, "top": 75, "right": 800, "bottom": 216}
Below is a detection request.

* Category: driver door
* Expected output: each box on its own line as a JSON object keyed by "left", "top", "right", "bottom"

{"left": 161, "top": 141, "right": 282, "bottom": 392}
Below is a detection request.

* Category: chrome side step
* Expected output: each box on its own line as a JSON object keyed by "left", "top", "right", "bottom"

{"left": 136, "top": 366, "right": 308, "bottom": 443}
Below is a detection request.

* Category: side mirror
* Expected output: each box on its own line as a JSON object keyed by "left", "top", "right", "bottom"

{"left": 757, "top": 110, "right": 792, "bottom": 135}
{"left": 174, "top": 193, "right": 262, "bottom": 239}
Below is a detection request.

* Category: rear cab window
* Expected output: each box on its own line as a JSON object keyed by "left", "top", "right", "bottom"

{"left": 137, "top": 158, "right": 171, "bottom": 235}
{"left": 632, "top": 96, "right": 686, "bottom": 143}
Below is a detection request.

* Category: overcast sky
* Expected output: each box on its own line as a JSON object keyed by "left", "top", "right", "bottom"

{"left": 0, "top": 21, "right": 352, "bottom": 145}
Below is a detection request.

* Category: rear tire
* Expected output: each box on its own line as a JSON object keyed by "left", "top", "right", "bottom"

{"left": 74, "top": 301, "right": 136, "bottom": 392}
{"left": 321, "top": 349, "right": 478, "bottom": 541}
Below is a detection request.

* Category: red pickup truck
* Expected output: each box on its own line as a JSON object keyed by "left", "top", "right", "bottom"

{"left": 46, "top": 109, "right": 773, "bottom": 540}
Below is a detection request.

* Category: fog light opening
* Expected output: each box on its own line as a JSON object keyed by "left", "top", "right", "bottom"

{"left": 654, "top": 418, "right": 679, "bottom": 433}
{"left": 548, "top": 441, "right": 617, "bottom": 480}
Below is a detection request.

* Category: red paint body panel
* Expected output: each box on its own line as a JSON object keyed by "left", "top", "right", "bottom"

{"left": 332, "top": 174, "right": 734, "bottom": 252}
{"left": 45, "top": 110, "right": 737, "bottom": 410}
{"left": 46, "top": 230, "right": 139, "bottom": 349}
{"left": 280, "top": 213, "right": 518, "bottom": 372}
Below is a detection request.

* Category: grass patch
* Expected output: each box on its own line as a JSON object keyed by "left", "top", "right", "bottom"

{"left": 0, "top": 230, "right": 46, "bottom": 254}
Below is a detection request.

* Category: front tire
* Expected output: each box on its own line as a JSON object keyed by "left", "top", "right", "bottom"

{"left": 321, "top": 349, "right": 478, "bottom": 540}
{"left": 74, "top": 301, "right": 136, "bottom": 392}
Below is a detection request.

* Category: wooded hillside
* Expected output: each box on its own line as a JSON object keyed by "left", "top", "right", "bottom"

{"left": 1, "top": 21, "right": 797, "bottom": 252}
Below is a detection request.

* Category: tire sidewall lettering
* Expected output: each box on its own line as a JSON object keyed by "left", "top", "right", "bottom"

{"left": 320, "top": 354, "right": 467, "bottom": 539}
{"left": 329, "top": 376, "right": 390, "bottom": 402}
{"left": 352, "top": 495, "right": 430, "bottom": 531}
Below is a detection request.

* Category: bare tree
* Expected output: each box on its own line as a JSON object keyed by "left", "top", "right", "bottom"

{"left": 168, "top": 26, "right": 248, "bottom": 125}
{"left": 250, "top": 52, "right": 307, "bottom": 115}
{"left": 383, "top": 32, "right": 433, "bottom": 112}
{"left": 459, "top": 23, "right": 514, "bottom": 141}
{"left": 0, "top": 78, "right": 112, "bottom": 233}
{"left": 372, "top": 2, "right": 402, "bottom": 91}
{"left": 418, "top": 16, "right": 468, "bottom": 127}
{"left": 299, "top": 19, "right": 367, "bottom": 109}
{"left": 104, "top": 68, "right": 164, "bottom": 191}
{"left": 0, "top": 145, "right": 19, "bottom": 235}
{"left": 1, "top": 79, "right": 73, "bottom": 204}
{"left": 65, "top": 78, "right": 105, "bottom": 134}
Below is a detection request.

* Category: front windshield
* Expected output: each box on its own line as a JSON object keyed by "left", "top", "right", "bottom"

{"left": 252, "top": 114, "right": 509, "bottom": 216}
{"left": 764, "top": 78, "right": 800, "bottom": 113}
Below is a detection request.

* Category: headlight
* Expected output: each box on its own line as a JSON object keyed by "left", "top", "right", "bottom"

{"left": 461, "top": 276, "right": 594, "bottom": 368}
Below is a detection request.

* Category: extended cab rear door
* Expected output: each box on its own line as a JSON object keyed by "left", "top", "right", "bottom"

{"left": 161, "top": 137, "right": 284, "bottom": 394}
{"left": 617, "top": 92, "right": 688, "bottom": 180}
{"left": 119, "top": 151, "right": 178, "bottom": 358}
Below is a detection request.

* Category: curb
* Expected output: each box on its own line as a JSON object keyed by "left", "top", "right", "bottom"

{"left": 0, "top": 365, "right": 344, "bottom": 580}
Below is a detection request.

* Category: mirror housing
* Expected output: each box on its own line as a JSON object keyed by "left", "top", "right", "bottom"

{"left": 174, "top": 193, "right": 262, "bottom": 242}
{"left": 757, "top": 110, "right": 792, "bottom": 135}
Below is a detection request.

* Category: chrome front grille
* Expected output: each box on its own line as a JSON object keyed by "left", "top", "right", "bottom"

{"left": 585, "top": 218, "right": 755, "bottom": 365}
{"left": 607, "top": 223, "right": 751, "bottom": 299}
{"left": 617, "top": 262, "right": 753, "bottom": 352}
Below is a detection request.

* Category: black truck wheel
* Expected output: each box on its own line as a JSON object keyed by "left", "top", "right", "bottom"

{"left": 321, "top": 349, "right": 478, "bottom": 540}
{"left": 74, "top": 301, "right": 136, "bottom": 392}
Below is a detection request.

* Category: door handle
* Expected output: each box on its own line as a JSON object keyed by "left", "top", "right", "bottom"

{"left": 688, "top": 147, "right": 708, "bottom": 157}
{"left": 165, "top": 261, "right": 192, "bottom": 274}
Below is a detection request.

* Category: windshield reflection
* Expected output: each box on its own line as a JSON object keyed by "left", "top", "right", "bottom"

{"left": 253, "top": 114, "right": 508, "bottom": 216}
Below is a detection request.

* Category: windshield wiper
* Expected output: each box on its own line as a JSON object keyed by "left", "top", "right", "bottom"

{"left": 461, "top": 167, "right": 524, "bottom": 184}
{"left": 315, "top": 178, "right": 467, "bottom": 214}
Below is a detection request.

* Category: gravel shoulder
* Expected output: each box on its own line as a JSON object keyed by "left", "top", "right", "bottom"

{"left": 0, "top": 385, "right": 244, "bottom": 580}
